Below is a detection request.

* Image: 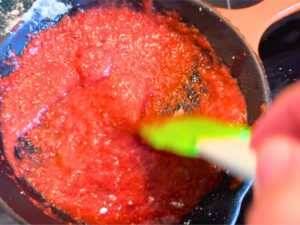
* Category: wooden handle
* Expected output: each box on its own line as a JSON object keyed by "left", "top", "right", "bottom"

{"left": 216, "top": 0, "right": 300, "bottom": 54}
{"left": 197, "top": 140, "right": 256, "bottom": 180}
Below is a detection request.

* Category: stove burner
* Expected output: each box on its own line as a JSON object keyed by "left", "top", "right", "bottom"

{"left": 260, "top": 11, "right": 300, "bottom": 98}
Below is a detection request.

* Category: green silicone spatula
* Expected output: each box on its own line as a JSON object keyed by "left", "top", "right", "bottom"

{"left": 139, "top": 116, "right": 256, "bottom": 180}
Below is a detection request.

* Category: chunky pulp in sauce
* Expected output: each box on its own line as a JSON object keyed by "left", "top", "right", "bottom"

{"left": 0, "top": 6, "right": 246, "bottom": 224}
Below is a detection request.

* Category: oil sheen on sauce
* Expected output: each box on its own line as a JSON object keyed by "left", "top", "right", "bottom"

{"left": 0, "top": 6, "right": 247, "bottom": 224}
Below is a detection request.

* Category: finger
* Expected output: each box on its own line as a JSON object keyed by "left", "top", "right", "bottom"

{"left": 251, "top": 82, "right": 300, "bottom": 148}
{"left": 247, "top": 136, "right": 300, "bottom": 224}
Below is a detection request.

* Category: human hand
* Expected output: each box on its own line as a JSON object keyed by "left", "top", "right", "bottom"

{"left": 247, "top": 82, "right": 300, "bottom": 224}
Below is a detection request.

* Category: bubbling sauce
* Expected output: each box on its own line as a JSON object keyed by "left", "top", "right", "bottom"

{"left": 0, "top": 6, "right": 246, "bottom": 224}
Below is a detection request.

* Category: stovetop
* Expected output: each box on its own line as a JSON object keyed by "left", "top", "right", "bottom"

{"left": 0, "top": 0, "right": 299, "bottom": 224}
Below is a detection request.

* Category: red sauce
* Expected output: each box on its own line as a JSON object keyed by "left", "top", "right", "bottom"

{"left": 0, "top": 6, "right": 246, "bottom": 224}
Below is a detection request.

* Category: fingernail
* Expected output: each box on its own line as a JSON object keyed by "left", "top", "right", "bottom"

{"left": 256, "top": 136, "right": 292, "bottom": 189}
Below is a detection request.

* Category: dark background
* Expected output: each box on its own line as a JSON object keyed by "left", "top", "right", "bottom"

{"left": 0, "top": 0, "right": 299, "bottom": 224}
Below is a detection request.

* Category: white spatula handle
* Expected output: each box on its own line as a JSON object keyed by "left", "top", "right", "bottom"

{"left": 197, "top": 140, "right": 256, "bottom": 180}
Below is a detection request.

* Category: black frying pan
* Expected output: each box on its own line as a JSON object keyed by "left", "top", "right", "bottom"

{"left": 0, "top": 0, "right": 270, "bottom": 224}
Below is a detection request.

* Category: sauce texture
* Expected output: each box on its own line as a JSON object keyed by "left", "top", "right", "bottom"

{"left": 0, "top": 6, "right": 246, "bottom": 224}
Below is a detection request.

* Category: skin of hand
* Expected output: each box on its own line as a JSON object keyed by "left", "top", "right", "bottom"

{"left": 247, "top": 82, "right": 300, "bottom": 224}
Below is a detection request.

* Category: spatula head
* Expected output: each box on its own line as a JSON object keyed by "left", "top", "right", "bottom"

{"left": 139, "top": 116, "right": 251, "bottom": 158}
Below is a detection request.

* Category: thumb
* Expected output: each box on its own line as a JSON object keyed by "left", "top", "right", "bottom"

{"left": 247, "top": 136, "right": 300, "bottom": 224}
